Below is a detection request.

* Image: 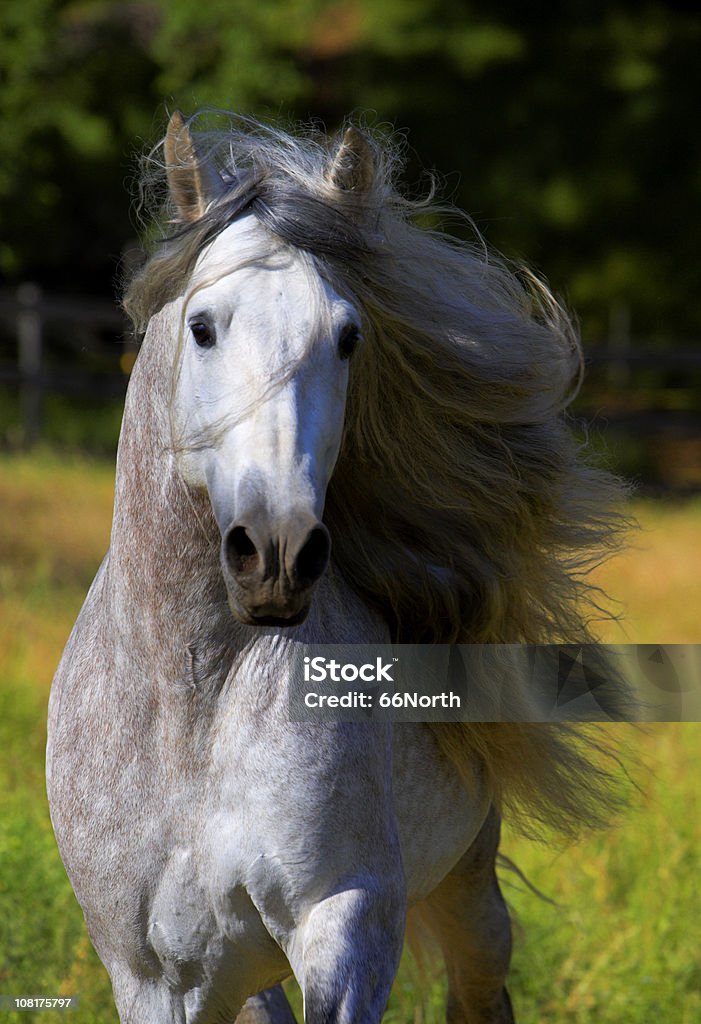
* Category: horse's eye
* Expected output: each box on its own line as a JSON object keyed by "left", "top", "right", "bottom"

{"left": 191, "top": 321, "right": 215, "bottom": 348}
{"left": 338, "top": 323, "right": 361, "bottom": 360}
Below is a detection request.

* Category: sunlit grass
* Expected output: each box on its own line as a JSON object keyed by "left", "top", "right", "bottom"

{"left": 591, "top": 498, "right": 701, "bottom": 643}
{"left": 503, "top": 724, "right": 701, "bottom": 1023}
{"left": 0, "top": 451, "right": 699, "bottom": 1022}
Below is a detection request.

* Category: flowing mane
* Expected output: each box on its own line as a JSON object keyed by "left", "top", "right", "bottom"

{"left": 124, "top": 112, "right": 631, "bottom": 835}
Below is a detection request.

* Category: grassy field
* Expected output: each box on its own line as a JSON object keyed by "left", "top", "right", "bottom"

{"left": 0, "top": 450, "right": 699, "bottom": 1023}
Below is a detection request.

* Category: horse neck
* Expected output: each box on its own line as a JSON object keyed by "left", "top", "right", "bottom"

{"left": 107, "top": 302, "right": 244, "bottom": 675}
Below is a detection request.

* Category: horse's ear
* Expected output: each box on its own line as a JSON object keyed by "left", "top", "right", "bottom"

{"left": 327, "top": 126, "right": 375, "bottom": 193}
{"left": 164, "top": 110, "right": 227, "bottom": 223}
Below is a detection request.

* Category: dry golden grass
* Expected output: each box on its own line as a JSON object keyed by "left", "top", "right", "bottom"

{"left": 590, "top": 498, "right": 701, "bottom": 643}
{"left": 0, "top": 450, "right": 114, "bottom": 588}
{"left": 0, "top": 451, "right": 114, "bottom": 698}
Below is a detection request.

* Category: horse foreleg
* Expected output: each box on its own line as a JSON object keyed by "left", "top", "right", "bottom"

{"left": 235, "top": 985, "right": 298, "bottom": 1024}
{"left": 289, "top": 879, "right": 405, "bottom": 1024}
{"left": 417, "top": 807, "right": 514, "bottom": 1024}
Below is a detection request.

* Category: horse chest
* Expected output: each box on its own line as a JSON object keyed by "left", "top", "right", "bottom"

{"left": 139, "top": 693, "right": 385, "bottom": 941}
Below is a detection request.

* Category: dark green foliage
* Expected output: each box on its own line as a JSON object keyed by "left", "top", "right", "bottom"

{"left": 1, "top": 2, "right": 700, "bottom": 337}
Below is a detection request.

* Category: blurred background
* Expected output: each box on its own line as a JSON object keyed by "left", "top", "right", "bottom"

{"left": 1, "top": 0, "right": 701, "bottom": 487}
{"left": 0, "top": 3, "right": 700, "bottom": 1023}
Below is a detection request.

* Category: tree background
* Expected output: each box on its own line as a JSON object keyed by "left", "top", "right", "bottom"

{"left": 2, "top": 0, "right": 699, "bottom": 336}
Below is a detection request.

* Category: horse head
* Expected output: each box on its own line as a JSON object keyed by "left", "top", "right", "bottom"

{"left": 165, "top": 112, "right": 373, "bottom": 626}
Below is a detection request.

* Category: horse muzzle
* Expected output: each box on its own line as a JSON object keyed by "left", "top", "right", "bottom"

{"left": 220, "top": 516, "right": 331, "bottom": 626}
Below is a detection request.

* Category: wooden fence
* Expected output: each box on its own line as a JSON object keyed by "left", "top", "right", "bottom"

{"left": 0, "top": 284, "right": 133, "bottom": 445}
{"left": 1, "top": 285, "right": 700, "bottom": 487}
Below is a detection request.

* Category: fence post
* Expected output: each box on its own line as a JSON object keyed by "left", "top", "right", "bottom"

{"left": 606, "top": 300, "right": 631, "bottom": 390}
{"left": 17, "top": 282, "right": 43, "bottom": 446}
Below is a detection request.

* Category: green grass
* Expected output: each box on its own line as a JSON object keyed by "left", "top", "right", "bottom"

{"left": 0, "top": 682, "right": 118, "bottom": 1023}
{"left": 502, "top": 725, "right": 701, "bottom": 1023}
{"left": 0, "top": 389, "right": 125, "bottom": 453}
{"left": 0, "top": 451, "right": 699, "bottom": 1022}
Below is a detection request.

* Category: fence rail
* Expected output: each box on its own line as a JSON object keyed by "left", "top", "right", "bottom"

{"left": 0, "top": 284, "right": 127, "bottom": 329}
{"left": 586, "top": 350, "right": 701, "bottom": 370}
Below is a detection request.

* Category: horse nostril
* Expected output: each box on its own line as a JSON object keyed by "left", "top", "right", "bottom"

{"left": 226, "top": 526, "right": 260, "bottom": 577}
{"left": 295, "top": 525, "right": 331, "bottom": 585}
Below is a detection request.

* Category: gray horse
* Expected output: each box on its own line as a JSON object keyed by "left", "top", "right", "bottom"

{"left": 47, "top": 111, "right": 628, "bottom": 1024}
